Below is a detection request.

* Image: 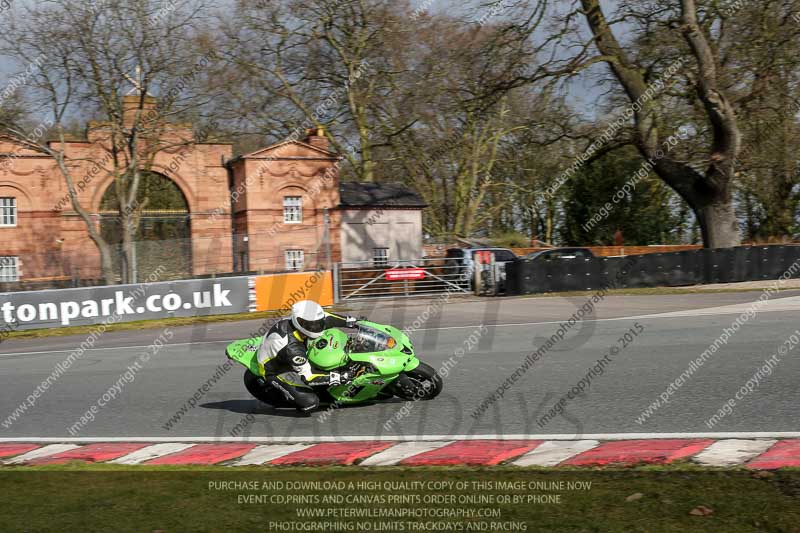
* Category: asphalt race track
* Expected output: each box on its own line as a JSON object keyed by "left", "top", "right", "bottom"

{"left": 2, "top": 291, "right": 799, "bottom": 440}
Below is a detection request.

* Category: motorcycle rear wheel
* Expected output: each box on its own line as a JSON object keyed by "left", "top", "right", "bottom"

{"left": 390, "top": 362, "right": 443, "bottom": 401}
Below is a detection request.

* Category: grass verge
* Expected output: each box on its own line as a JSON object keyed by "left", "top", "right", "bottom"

{"left": 0, "top": 465, "right": 798, "bottom": 532}
{"left": 0, "top": 306, "right": 351, "bottom": 342}
{"left": 519, "top": 285, "right": 800, "bottom": 299}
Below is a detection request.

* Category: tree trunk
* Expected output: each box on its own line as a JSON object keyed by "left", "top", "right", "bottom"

{"left": 654, "top": 160, "right": 742, "bottom": 249}
{"left": 92, "top": 231, "right": 116, "bottom": 285}
{"left": 698, "top": 199, "right": 741, "bottom": 249}
{"left": 121, "top": 228, "right": 134, "bottom": 284}
{"left": 119, "top": 210, "right": 138, "bottom": 284}
{"left": 52, "top": 149, "right": 117, "bottom": 284}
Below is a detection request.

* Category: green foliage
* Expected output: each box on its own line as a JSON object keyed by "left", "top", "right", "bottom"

{"left": 491, "top": 230, "right": 531, "bottom": 248}
{"left": 0, "top": 94, "right": 29, "bottom": 129}
{"left": 560, "top": 148, "right": 685, "bottom": 246}
{"left": 100, "top": 171, "right": 189, "bottom": 213}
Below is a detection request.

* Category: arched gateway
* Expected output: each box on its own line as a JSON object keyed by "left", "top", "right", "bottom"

{"left": 0, "top": 95, "right": 234, "bottom": 285}
{"left": 0, "top": 95, "right": 426, "bottom": 287}
{"left": 99, "top": 171, "right": 192, "bottom": 280}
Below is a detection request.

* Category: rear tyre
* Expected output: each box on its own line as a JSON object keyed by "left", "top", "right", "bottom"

{"left": 390, "top": 362, "right": 443, "bottom": 401}
{"left": 243, "top": 369, "right": 292, "bottom": 408}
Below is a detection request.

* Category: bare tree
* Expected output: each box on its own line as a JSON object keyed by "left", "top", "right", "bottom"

{"left": 217, "top": 0, "right": 420, "bottom": 182}
{"left": 572, "top": 0, "right": 747, "bottom": 247}
{"left": 0, "top": 0, "right": 212, "bottom": 283}
{"left": 723, "top": 0, "right": 800, "bottom": 241}
{"left": 493, "top": 91, "right": 583, "bottom": 244}
{"left": 380, "top": 3, "right": 555, "bottom": 237}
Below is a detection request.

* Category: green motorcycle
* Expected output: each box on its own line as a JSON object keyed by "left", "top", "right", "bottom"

{"left": 226, "top": 320, "right": 443, "bottom": 407}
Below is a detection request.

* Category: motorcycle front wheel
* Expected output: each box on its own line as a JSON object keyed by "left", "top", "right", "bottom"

{"left": 389, "top": 361, "right": 443, "bottom": 401}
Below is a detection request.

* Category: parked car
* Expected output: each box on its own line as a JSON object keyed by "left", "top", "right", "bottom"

{"left": 444, "top": 247, "right": 518, "bottom": 290}
{"left": 523, "top": 247, "right": 595, "bottom": 262}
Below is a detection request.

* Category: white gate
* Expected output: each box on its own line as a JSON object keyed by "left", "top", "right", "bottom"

{"left": 334, "top": 257, "right": 471, "bottom": 301}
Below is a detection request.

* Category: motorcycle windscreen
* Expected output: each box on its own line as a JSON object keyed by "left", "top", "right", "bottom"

{"left": 350, "top": 326, "right": 397, "bottom": 353}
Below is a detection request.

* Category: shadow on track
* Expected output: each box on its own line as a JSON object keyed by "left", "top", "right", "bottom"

{"left": 200, "top": 399, "right": 310, "bottom": 418}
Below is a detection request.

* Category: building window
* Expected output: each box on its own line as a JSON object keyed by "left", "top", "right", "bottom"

{"left": 285, "top": 249, "right": 304, "bottom": 271}
{"left": 373, "top": 247, "right": 389, "bottom": 267}
{"left": 0, "top": 257, "right": 19, "bottom": 282}
{"left": 0, "top": 197, "right": 16, "bottom": 227}
{"left": 283, "top": 196, "right": 302, "bottom": 223}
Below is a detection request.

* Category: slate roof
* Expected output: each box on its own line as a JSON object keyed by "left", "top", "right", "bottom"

{"left": 339, "top": 181, "right": 427, "bottom": 208}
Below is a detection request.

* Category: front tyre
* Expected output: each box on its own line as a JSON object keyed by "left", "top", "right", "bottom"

{"left": 390, "top": 362, "right": 443, "bottom": 401}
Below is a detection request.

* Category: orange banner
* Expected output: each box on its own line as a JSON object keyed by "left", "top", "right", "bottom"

{"left": 253, "top": 271, "right": 334, "bottom": 312}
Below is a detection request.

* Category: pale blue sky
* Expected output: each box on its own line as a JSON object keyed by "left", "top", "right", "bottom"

{"left": 0, "top": 0, "right": 614, "bottom": 120}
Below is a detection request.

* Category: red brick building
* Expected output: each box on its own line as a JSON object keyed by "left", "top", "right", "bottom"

{"left": 227, "top": 131, "right": 343, "bottom": 273}
{"left": 0, "top": 97, "right": 425, "bottom": 286}
{"left": 0, "top": 96, "right": 233, "bottom": 284}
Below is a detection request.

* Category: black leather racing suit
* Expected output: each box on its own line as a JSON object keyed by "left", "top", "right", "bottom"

{"left": 251, "top": 312, "right": 353, "bottom": 411}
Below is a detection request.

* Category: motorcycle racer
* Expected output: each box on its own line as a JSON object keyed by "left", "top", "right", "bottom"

{"left": 248, "top": 300, "right": 363, "bottom": 412}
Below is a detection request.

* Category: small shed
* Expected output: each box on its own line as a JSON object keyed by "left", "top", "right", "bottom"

{"left": 339, "top": 182, "right": 427, "bottom": 265}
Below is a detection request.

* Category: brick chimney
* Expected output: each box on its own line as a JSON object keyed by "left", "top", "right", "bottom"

{"left": 305, "top": 126, "right": 329, "bottom": 152}
{"left": 122, "top": 94, "right": 158, "bottom": 126}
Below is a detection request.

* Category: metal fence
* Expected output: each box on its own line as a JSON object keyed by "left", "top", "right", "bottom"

{"left": 335, "top": 257, "right": 471, "bottom": 300}
{"left": 0, "top": 228, "right": 332, "bottom": 294}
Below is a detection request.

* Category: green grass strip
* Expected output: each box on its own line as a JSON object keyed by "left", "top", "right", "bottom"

{"left": 1, "top": 466, "right": 798, "bottom": 532}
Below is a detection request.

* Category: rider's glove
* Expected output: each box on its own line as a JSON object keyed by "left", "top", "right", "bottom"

{"left": 346, "top": 315, "right": 368, "bottom": 328}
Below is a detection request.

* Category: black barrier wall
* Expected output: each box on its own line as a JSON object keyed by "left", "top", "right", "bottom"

{"left": 506, "top": 246, "right": 800, "bottom": 295}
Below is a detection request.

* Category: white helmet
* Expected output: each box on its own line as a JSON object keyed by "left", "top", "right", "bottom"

{"left": 291, "top": 300, "right": 326, "bottom": 339}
